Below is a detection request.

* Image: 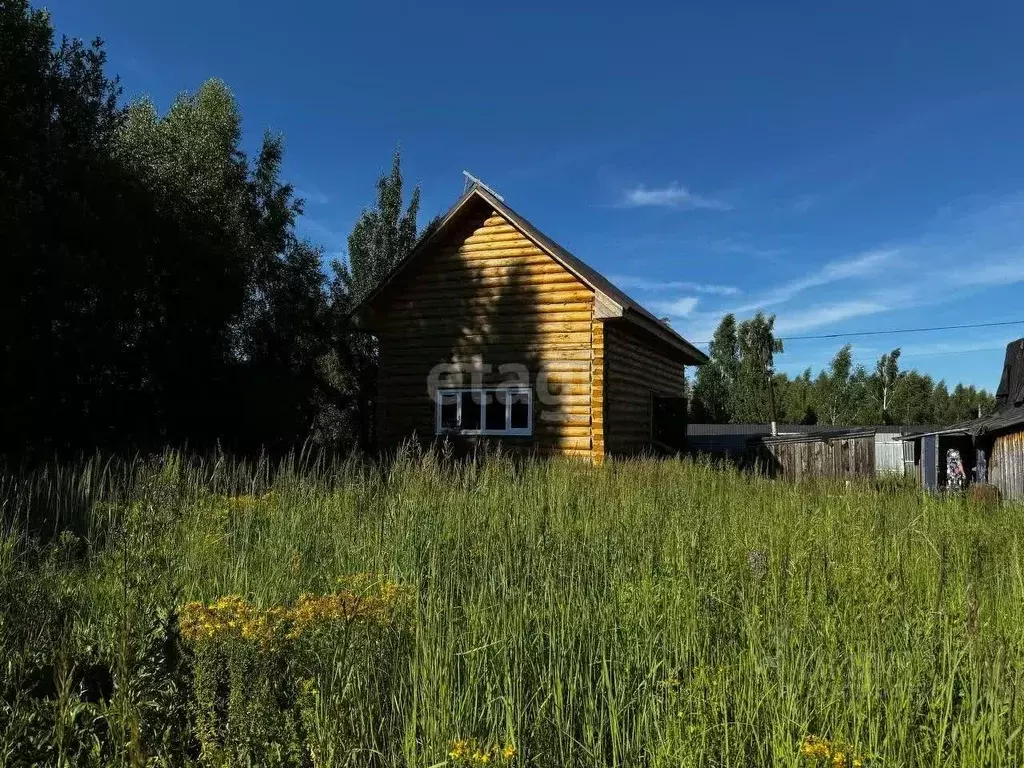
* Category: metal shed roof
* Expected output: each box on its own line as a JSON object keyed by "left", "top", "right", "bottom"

{"left": 688, "top": 423, "right": 921, "bottom": 437}
{"left": 899, "top": 405, "right": 1024, "bottom": 441}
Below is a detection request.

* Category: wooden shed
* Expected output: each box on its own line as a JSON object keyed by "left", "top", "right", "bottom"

{"left": 754, "top": 429, "right": 878, "bottom": 482}
{"left": 900, "top": 339, "right": 1024, "bottom": 500}
{"left": 350, "top": 182, "right": 708, "bottom": 461}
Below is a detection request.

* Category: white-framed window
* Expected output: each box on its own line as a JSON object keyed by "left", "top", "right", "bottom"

{"left": 435, "top": 387, "right": 533, "bottom": 436}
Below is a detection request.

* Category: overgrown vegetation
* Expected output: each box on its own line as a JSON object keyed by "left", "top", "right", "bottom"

{"left": 2, "top": 451, "right": 1022, "bottom": 766}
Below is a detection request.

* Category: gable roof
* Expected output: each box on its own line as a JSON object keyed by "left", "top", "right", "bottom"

{"left": 995, "top": 338, "right": 1024, "bottom": 410}
{"left": 351, "top": 184, "right": 709, "bottom": 365}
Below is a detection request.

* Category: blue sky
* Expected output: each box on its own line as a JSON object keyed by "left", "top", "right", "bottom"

{"left": 47, "top": 0, "right": 1024, "bottom": 390}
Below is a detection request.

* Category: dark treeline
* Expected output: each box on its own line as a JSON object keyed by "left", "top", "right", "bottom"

{"left": 1, "top": 1, "right": 434, "bottom": 461}
{"left": 690, "top": 313, "right": 996, "bottom": 426}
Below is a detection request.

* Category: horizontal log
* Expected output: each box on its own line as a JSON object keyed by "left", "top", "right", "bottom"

{"left": 460, "top": 230, "right": 531, "bottom": 246}
{"left": 606, "top": 370, "right": 683, "bottom": 391}
{"left": 535, "top": 412, "right": 590, "bottom": 425}
{"left": 433, "top": 245, "right": 549, "bottom": 261}
{"left": 467, "top": 222, "right": 518, "bottom": 236}
{"left": 608, "top": 413, "right": 653, "bottom": 426}
{"left": 606, "top": 367, "right": 683, "bottom": 392}
{"left": 382, "top": 370, "right": 590, "bottom": 387}
{"left": 380, "top": 356, "right": 592, "bottom": 373}
{"left": 381, "top": 331, "right": 593, "bottom": 347}
{"left": 606, "top": 346, "right": 684, "bottom": 378}
{"left": 606, "top": 342, "right": 685, "bottom": 375}
{"left": 412, "top": 262, "right": 570, "bottom": 283}
{"left": 375, "top": 309, "right": 594, "bottom": 329}
{"left": 407, "top": 273, "right": 579, "bottom": 293}
{"left": 534, "top": 425, "right": 591, "bottom": 438}
{"left": 606, "top": 392, "right": 653, "bottom": 407}
{"left": 380, "top": 358, "right": 591, "bottom": 373}
{"left": 379, "top": 315, "right": 592, "bottom": 331}
{"left": 539, "top": 382, "right": 591, "bottom": 396}
{"left": 389, "top": 292, "right": 594, "bottom": 313}
{"left": 380, "top": 350, "right": 594, "bottom": 368}
{"left": 389, "top": 282, "right": 594, "bottom": 306}
{"left": 606, "top": 388, "right": 681, "bottom": 408}
{"left": 378, "top": 322, "right": 592, "bottom": 343}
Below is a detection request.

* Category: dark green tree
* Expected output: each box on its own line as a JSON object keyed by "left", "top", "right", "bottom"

{"left": 691, "top": 314, "right": 740, "bottom": 422}
{"left": 333, "top": 152, "right": 423, "bottom": 309}
{"left": 0, "top": 1, "right": 336, "bottom": 458}
{"left": 0, "top": 0, "right": 125, "bottom": 456}
{"left": 329, "top": 152, "right": 434, "bottom": 450}
{"left": 734, "top": 312, "right": 783, "bottom": 423}
{"left": 779, "top": 368, "right": 818, "bottom": 424}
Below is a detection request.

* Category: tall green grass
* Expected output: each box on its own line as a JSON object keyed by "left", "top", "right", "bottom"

{"left": 2, "top": 448, "right": 1023, "bottom": 766}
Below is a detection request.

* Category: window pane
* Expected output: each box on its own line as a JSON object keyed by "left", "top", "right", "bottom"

{"left": 439, "top": 393, "right": 458, "bottom": 431}
{"left": 460, "top": 391, "right": 481, "bottom": 430}
{"left": 485, "top": 390, "right": 506, "bottom": 431}
{"left": 510, "top": 390, "right": 530, "bottom": 430}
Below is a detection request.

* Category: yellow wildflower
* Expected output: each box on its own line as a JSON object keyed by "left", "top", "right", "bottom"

{"left": 449, "top": 739, "right": 470, "bottom": 760}
{"left": 800, "top": 735, "right": 832, "bottom": 760}
{"left": 501, "top": 743, "right": 516, "bottom": 761}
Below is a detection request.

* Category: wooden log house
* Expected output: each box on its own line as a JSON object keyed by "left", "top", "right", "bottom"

{"left": 350, "top": 182, "right": 708, "bottom": 461}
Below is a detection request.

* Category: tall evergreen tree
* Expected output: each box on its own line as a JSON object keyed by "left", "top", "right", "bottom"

{"left": 329, "top": 152, "right": 434, "bottom": 450}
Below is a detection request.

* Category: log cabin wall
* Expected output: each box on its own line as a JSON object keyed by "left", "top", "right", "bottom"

{"left": 590, "top": 320, "right": 606, "bottom": 463}
{"left": 371, "top": 198, "right": 596, "bottom": 458}
{"left": 603, "top": 321, "right": 686, "bottom": 455}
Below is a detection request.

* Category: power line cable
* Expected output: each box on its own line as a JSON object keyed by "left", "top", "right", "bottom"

{"left": 694, "top": 318, "right": 1024, "bottom": 346}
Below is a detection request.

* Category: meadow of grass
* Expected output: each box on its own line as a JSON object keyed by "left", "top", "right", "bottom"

{"left": 1, "top": 447, "right": 1023, "bottom": 767}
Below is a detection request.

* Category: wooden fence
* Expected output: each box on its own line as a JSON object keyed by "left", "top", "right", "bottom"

{"left": 756, "top": 431, "right": 877, "bottom": 482}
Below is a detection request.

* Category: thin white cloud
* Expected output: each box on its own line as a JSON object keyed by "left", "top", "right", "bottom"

{"left": 899, "top": 337, "right": 1018, "bottom": 359}
{"left": 950, "top": 252, "right": 1024, "bottom": 287}
{"left": 609, "top": 275, "right": 740, "bottom": 296}
{"left": 772, "top": 299, "right": 892, "bottom": 335}
{"left": 650, "top": 296, "right": 700, "bottom": 317}
{"left": 620, "top": 183, "right": 732, "bottom": 211}
{"left": 728, "top": 249, "right": 899, "bottom": 314}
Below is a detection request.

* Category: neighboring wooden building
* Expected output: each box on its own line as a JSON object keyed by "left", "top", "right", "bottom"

{"left": 901, "top": 339, "right": 1024, "bottom": 501}
{"left": 753, "top": 429, "right": 880, "bottom": 482}
{"left": 691, "top": 424, "right": 917, "bottom": 475}
{"left": 351, "top": 182, "right": 708, "bottom": 461}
